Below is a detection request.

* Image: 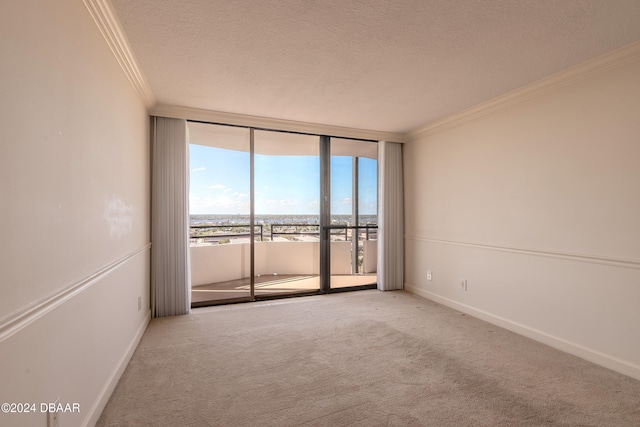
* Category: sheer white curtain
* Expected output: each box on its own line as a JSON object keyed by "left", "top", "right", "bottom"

{"left": 151, "top": 117, "right": 191, "bottom": 317}
{"left": 377, "top": 141, "right": 404, "bottom": 291}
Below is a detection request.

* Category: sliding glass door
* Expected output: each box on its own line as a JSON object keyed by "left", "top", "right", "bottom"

{"left": 188, "top": 123, "right": 252, "bottom": 305}
{"left": 253, "top": 130, "right": 321, "bottom": 297}
{"left": 187, "top": 122, "right": 376, "bottom": 306}
{"left": 329, "top": 138, "right": 378, "bottom": 289}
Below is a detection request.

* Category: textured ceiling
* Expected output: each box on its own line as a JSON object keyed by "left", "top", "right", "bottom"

{"left": 110, "top": 0, "right": 640, "bottom": 134}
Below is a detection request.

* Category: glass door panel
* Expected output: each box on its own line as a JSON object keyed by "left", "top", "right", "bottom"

{"left": 188, "top": 122, "right": 252, "bottom": 305}
{"left": 253, "top": 130, "right": 320, "bottom": 297}
{"left": 188, "top": 123, "right": 377, "bottom": 307}
{"left": 330, "top": 138, "right": 378, "bottom": 289}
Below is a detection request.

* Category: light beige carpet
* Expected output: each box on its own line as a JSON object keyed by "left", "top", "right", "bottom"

{"left": 97, "top": 290, "right": 640, "bottom": 426}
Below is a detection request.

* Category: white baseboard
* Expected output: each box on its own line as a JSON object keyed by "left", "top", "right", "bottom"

{"left": 404, "top": 283, "right": 640, "bottom": 381}
{"left": 82, "top": 310, "right": 151, "bottom": 427}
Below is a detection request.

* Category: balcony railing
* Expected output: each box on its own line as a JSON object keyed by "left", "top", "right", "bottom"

{"left": 191, "top": 223, "right": 377, "bottom": 244}
{"left": 189, "top": 223, "right": 378, "bottom": 287}
{"left": 322, "top": 224, "right": 378, "bottom": 241}
{"left": 190, "top": 224, "right": 264, "bottom": 243}
{"left": 270, "top": 223, "right": 320, "bottom": 240}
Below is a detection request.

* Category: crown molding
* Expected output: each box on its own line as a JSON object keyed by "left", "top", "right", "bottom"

{"left": 406, "top": 40, "right": 640, "bottom": 141}
{"left": 83, "top": 0, "right": 156, "bottom": 110}
{"left": 152, "top": 104, "right": 405, "bottom": 142}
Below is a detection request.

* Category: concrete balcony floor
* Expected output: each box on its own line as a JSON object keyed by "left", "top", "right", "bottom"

{"left": 192, "top": 274, "right": 376, "bottom": 304}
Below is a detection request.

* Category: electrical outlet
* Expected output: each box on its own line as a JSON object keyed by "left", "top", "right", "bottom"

{"left": 47, "top": 397, "right": 60, "bottom": 427}
{"left": 427, "top": 270, "right": 432, "bottom": 281}
{"left": 460, "top": 279, "right": 467, "bottom": 291}
{"left": 138, "top": 296, "right": 142, "bottom": 311}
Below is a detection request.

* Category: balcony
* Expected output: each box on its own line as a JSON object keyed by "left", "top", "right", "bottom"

{"left": 190, "top": 224, "right": 377, "bottom": 304}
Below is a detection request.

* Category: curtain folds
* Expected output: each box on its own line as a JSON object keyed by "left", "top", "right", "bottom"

{"left": 151, "top": 117, "right": 191, "bottom": 317}
{"left": 377, "top": 141, "right": 404, "bottom": 291}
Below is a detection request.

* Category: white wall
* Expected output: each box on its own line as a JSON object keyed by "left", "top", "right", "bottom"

{"left": 362, "top": 240, "right": 377, "bottom": 274}
{"left": 256, "top": 241, "right": 352, "bottom": 276}
{"left": 404, "top": 52, "right": 640, "bottom": 380}
{"left": 191, "top": 241, "right": 353, "bottom": 286}
{"left": 0, "top": 1, "right": 150, "bottom": 426}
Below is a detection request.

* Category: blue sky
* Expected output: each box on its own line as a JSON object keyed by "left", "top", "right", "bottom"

{"left": 189, "top": 145, "right": 377, "bottom": 216}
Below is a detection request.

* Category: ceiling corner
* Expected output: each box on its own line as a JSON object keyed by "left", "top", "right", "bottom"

{"left": 82, "top": 0, "right": 156, "bottom": 110}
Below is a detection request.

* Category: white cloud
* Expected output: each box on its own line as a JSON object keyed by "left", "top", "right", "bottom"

{"left": 209, "top": 184, "right": 225, "bottom": 189}
{"left": 192, "top": 167, "right": 206, "bottom": 172}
